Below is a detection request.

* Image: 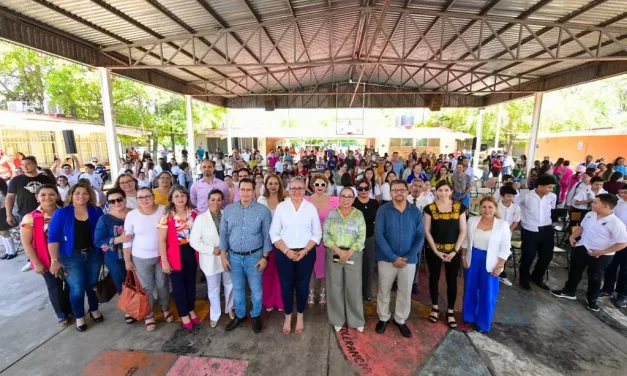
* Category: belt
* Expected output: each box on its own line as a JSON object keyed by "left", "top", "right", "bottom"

{"left": 338, "top": 247, "right": 350, "bottom": 251}
{"left": 538, "top": 225, "right": 553, "bottom": 230}
{"left": 230, "top": 246, "right": 262, "bottom": 256}
{"left": 74, "top": 247, "right": 93, "bottom": 255}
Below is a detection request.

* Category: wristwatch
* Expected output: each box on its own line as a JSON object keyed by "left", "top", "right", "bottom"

{"left": 262, "top": 254, "right": 269, "bottom": 260}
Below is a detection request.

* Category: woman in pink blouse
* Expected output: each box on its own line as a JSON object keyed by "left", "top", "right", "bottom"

{"left": 305, "top": 173, "right": 340, "bottom": 306}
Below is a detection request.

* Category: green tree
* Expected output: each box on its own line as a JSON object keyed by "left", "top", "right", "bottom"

{"left": 0, "top": 44, "right": 54, "bottom": 110}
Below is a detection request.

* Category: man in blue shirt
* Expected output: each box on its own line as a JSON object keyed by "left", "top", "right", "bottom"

{"left": 196, "top": 145, "right": 205, "bottom": 161}
{"left": 391, "top": 152, "right": 404, "bottom": 177}
{"left": 220, "top": 178, "right": 273, "bottom": 333}
{"left": 374, "top": 179, "right": 425, "bottom": 338}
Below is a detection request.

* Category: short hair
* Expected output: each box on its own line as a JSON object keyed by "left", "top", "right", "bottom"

{"left": 311, "top": 173, "right": 328, "bottom": 184}
{"left": 84, "top": 163, "right": 95, "bottom": 169}
{"left": 201, "top": 159, "right": 215, "bottom": 166}
{"left": 340, "top": 186, "right": 355, "bottom": 197}
{"left": 596, "top": 193, "right": 618, "bottom": 209}
{"left": 609, "top": 171, "right": 623, "bottom": 182}
{"left": 389, "top": 179, "right": 408, "bottom": 190}
{"left": 62, "top": 164, "right": 72, "bottom": 169}
{"left": 499, "top": 185, "right": 518, "bottom": 196}
{"left": 622, "top": 184, "right": 627, "bottom": 191}
{"left": 501, "top": 174, "right": 513, "bottom": 181}
{"left": 590, "top": 176, "right": 604, "bottom": 184}
{"left": 22, "top": 156, "right": 37, "bottom": 164}
{"left": 239, "top": 177, "right": 256, "bottom": 190}
{"left": 207, "top": 188, "right": 224, "bottom": 200}
{"left": 106, "top": 187, "right": 126, "bottom": 199}
{"left": 536, "top": 175, "right": 555, "bottom": 187}
{"left": 238, "top": 168, "right": 251, "bottom": 176}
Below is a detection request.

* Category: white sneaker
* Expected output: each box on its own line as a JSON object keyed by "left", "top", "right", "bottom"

{"left": 210, "top": 320, "right": 218, "bottom": 328}
{"left": 21, "top": 262, "right": 32, "bottom": 272}
{"left": 500, "top": 277, "right": 513, "bottom": 286}
{"left": 356, "top": 326, "right": 364, "bottom": 333}
{"left": 265, "top": 307, "right": 274, "bottom": 312}
{"left": 334, "top": 326, "right": 342, "bottom": 332}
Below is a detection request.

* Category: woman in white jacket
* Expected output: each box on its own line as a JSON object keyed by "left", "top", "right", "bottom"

{"left": 460, "top": 196, "right": 511, "bottom": 333}
{"left": 190, "top": 189, "right": 234, "bottom": 328}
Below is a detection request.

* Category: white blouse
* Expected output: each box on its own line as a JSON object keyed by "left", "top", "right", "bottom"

{"left": 269, "top": 199, "right": 322, "bottom": 249}
{"left": 473, "top": 229, "right": 491, "bottom": 251}
{"left": 189, "top": 210, "right": 225, "bottom": 276}
{"left": 381, "top": 183, "right": 392, "bottom": 201}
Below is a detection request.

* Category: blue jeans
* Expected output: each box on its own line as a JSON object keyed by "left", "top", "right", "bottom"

{"left": 462, "top": 247, "right": 500, "bottom": 332}
{"left": 42, "top": 272, "right": 71, "bottom": 320}
{"left": 228, "top": 251, "right": 263, "bottom": 318}
{"left": 104, "top": 250, "right": 126, "bottom": 294}
{"left": 454, "top": 192, "right": 470, "bottom": 209}
{"left": 59, "top": 249, "right": 102, "bottom": 318}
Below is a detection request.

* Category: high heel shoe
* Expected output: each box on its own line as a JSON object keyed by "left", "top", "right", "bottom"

{"left": 182, "top": 321, "right": 193, "bottom": 331}
{"left": 307, "top": 289, "right": 316, "bottom": 306}
{"left": 89, "top": 311, "right": 104, "bottom": 323}
{"left": 191, "top": 316, "right": 200, "bottom": 325}
{"left": 319, "top": 288, "right": 327, "bottom": 307}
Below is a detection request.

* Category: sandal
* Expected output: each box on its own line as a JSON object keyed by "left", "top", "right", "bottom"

{"left": 319, "top": 288, "right": 327, "bottom": 307}
{"left": 429, "top": 308, "right": 440, "bottom": 323}
{"left": 446, "top": 312, "right": 458, "bottom": 329}
{"left": 307, "top": 289, "right": 316, "bottom": 307}
{"left": 163, "top": 310, "right": 174, "bottom": 323}
{"left": 145, "top": 317, "right": 156, "bottom": 332}
{"left": 125, "top": 315, "right": 137, "bottom": 324}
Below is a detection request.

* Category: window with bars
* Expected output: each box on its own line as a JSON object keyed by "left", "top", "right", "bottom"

{"left": 1, "top": 130, "right": 57, "bottom": 167}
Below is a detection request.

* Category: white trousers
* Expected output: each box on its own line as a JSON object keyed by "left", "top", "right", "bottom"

{"left": 206, "top": 272, "right": 234, "bottom": 321}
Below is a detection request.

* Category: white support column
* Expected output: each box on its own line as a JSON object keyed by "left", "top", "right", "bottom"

{"left": 185, "top": 95, "right": 196, "bottom": 170}
{"left": 527, "top": 92, "right": 544, "bottom": 177}
{"left": 98, "top": 67, "right": 120, "bottom": 180}
{"left": 226, "top": 114, "right": 233, "bottom": 154}
{"left": 473, "top": 108, "right": 484, "bottom": 174}
{"left": 494, "top": 104, "right": 502, "bottom": 150}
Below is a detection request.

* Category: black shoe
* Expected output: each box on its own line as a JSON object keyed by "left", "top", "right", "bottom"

{"left": 6, "top": 254, "right": 17, "bottom": 260}
{"left": 89, "top": 311, "right": 104, "bottom": 323}
{"left": 520, "top": 282, "right": 532, "bottom": 291}
{"left": 76, "top": 323, "right": 87, "bottom": 332}
{"left": 598, "top": 291, "right": 612, "bottom": 298}
{"left": 550, "top": 289, "right": 576, "bottom": 300}
{"left": 533, "top": 280, "right": 550, "bottom": 290}
{"left": 0, "top": 254, "right": 9, "bottom": 260}
{"left": 393, "top": 321, "right": 412, "bottom": 338}
{"left": 252, "top": 316, "right": 262, "bottom": 333}
{"left": 375, "top": 320, "right": 390, "bottom": 334}
{"left": 225, "top": 316, "right": 246, "bottom": 331}
{"left": 614, "top": 295, "right": 627, "bottom": 308}
{"left": 586, "top": 299, "right": 600, "bottom": 312}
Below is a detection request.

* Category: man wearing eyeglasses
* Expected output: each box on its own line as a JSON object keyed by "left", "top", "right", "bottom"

{"left": 374, "top": 179, "right": 425, "bottom": 338}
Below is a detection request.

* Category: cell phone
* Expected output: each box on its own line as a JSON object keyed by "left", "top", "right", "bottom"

{"left": 56, "top": 267, "right": 69, "bottom": 280}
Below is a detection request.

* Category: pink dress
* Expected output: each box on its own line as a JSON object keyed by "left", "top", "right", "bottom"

{"left": 305, "top": 196, "right": 340, "bottom": 279}
{"left": 558, "top": 167, "right": 573, "bottom": 202}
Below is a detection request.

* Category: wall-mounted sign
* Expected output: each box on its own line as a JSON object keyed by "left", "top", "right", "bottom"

{"left": 577, "top": 141, "right": 583, "bottom": 150}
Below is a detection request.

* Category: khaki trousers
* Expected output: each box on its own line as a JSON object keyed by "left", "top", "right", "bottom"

{"left": 326, "top": 249, "right": 365, "bottom": 328}
{"left": 376, "top": 261, "right": 416, "bottom": 324}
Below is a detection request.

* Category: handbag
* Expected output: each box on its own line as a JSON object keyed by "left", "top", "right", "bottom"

{"left": 117, "top": 270, "right": 151, "bottom": 320}
{"left": 94, "top": 264, "right": 117, "bottom": 304}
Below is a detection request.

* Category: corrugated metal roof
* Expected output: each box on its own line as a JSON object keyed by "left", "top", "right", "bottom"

{"left": 0, "top": 0, "right": 625, "bottom": 108}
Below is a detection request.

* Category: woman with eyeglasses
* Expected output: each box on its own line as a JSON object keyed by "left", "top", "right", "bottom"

{"left": 423, "top": 180, "right": 467, "bottom": 329}
{"left": 20, "top": 184, "right": 71, "bottom": 327}
{"left": 114, "top": 173, "right": 139, "bottom": 209}
{"left": 363, "top": 168, "right": 382, "bottom": 202}
{"left": 190, "top": 189, "right": 234, "bottom": 328}
{"left": 304, "top": 173, "right": 340, "bottom": 306}
{"left": 352, "top": 179, "right": 380, "bottom": 301}
{"left": 94, "top": 188, "right": 134, "bottom": 323}
{"left": 47, "top": 181, "right": 104, "bottom": 332}
{"left": 257, "top": 174, "right": 287, "bottom": 312}
{"left": 325, "top": 186, "right": 367, "bottom": 332}
{"left": 380, "top": 171, "right": 397, "bottom": 204}
{"left": 270, "top": 177, "right": 322, "bottom": 334}
{"left": 153, "top": 172, "right": 173, "bottom": 206}
{"left": 158, "top": 186, "right": 200, "bottom": 331}
{"left": 123, "top": 187, "right": 171, "bottom": 331}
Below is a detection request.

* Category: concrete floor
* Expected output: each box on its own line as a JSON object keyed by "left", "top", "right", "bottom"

{"left": 1, "top": 247, "right": 627, "bottom": 376}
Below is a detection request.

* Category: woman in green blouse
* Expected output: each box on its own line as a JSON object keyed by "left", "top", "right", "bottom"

{"left": 323, "top": 187, "right": 367, "bottom": 333}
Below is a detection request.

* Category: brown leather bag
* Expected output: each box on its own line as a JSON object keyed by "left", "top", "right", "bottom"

{"left": 94, "top": 264, "right": 117, "bottom": 304}
{"left": 117, "top": 270, "right": 151, "bottom": 320}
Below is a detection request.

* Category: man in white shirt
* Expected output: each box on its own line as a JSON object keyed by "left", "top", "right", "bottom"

{"left": 572, "top": 176, "right": 607, "bottom": 216}
{"left": 502, "top": 152, "right": 514, "bottom": 175}
{"left": 551, "top": 194, "right": 627, "bottom": 312}
{"left": 241, "top": 148, "right": 251, "bottom": 163}
{"left": 79, "top": 163, "right": 104, "bottom": 190}
{"left": 518, "top": 175, "right": 557, "bottom": 291}
{"left": 53, "top": 155, "right": 81, "bottom": 186}
{"left": 493, "top": 176, "right": 522, "bottom": 206}
{"left": 497, "top": 185, "right": 521, "bottom": 287}
{"left": 600, "top": 184, "right": 627, "bottom": 307}
{"left": 462, "top": 156, "right": 473, "bottom": 179}
{"left": 407, "top": 179, "right": 431, "bottom": 210}
{"left": 565, "top": 171, "right": 591, "bottom": 211}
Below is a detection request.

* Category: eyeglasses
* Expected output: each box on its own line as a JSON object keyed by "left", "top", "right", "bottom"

{"left": 290, "top": 187, "right": 305, "bottom": 191}
{"left": 314, "top": 182, "right": 327, "bottom": 187}
{"left": 340, "top": 195, "right": 355, "bottom": 199}
{"left": 107, "top": 197, "right": 125, "bottom": 205}
{"left": 137, "top": 195, "right": 154, "bottom": 200}
{"left": 119, "top": 180, "right": 133, "bottom": 185}
{"left": 391, "top": 189, "right": 407, "bottom": 193}
{"left": 356, "top": 186, "right": 370, "bottom": 192}
{"left": 159, "top": 177, "right": 171, "bottom": 181}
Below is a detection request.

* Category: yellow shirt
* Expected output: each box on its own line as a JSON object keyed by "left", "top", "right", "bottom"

{"left": 153, "top": 188, "right": 169, "bottom": 206}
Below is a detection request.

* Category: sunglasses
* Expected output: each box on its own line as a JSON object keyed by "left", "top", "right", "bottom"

{"left": 314, "top": 182, "right": 327, "bottom": 187}
{"left": 356, "top": 186, "right": 370, "bottom": 192}
{"left": 107, "top": 197, "right": 125, "bottom": 205}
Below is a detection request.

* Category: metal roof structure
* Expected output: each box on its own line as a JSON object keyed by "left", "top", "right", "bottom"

{"left": 1, "top": 0, "right": 627, "bottom": 109}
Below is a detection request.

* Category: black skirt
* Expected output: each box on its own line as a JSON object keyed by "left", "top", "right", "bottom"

{"left": 0, "top": 209, "right": 15, "bottom": 231}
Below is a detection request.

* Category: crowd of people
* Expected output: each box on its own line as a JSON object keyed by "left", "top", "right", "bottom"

{"left": 1, "top": 144, "right": 627, "bottom": 339}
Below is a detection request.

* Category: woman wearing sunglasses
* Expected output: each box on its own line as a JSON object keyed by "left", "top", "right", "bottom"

{"left": 304, "top": 173, "right": 340, "bottom": 306}
{"left": 20, "top": 184, "right": 71, "bottom": 327}
{"left": 94, "top": 188, "right": 134, "bottom": 323}
{"left": 353, "top": 179, "right": 380, "bottom": 301}
{"left": 122, "top": 187, "right": 171, "bottom": 331}
{"left": 153, "top": 172, "right": 173, "bottom": 206}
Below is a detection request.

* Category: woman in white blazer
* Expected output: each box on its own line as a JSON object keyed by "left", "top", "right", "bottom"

{"left": 190, "top": 189, "right": 234, "bottom": 328}
{"left": 461, "top": 196, "right": 511, "bottom": 333}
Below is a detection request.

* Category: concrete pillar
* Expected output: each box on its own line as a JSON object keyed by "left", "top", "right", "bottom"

{"left": 494, "top": 104, "right": 502, "bottom": 150}
{"left": 98, "top": 67, "right": 120, "bottom": 179}
{"left": 473, "top": 108, "right": 484, "bottom": 174}
{"left": 527, "top": 92, "right": 543, "bottom": 177}
{"left": 185, "top": 95, "right": 196, "bottom": 170}
{"left": 226, "top": 113, "right": 233, "bottom": 154}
